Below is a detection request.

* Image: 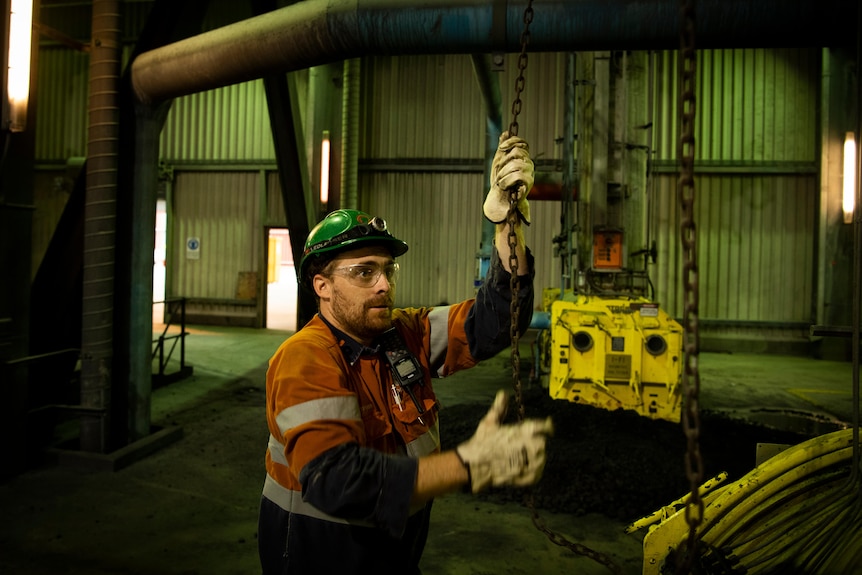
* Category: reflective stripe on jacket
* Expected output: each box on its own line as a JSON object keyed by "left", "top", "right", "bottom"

{"left": 263, "top": 305, "right": 466, "bottom": 527}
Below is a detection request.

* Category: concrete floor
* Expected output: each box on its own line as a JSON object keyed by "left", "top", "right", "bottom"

{"left": 0, "top": 325, "right": 858, "bottom": 575}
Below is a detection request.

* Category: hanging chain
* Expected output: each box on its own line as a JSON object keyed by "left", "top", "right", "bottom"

{"left": 505, "top": 2, "right": 620, "bottom": 573}
{"left": 508, "top": 0, "right": 533, "bottom": 423}
{"left": 677, "top": 0, "right": 704, "bottom": 573}
{"left": 508, "top": 1, "right": 533, "bottom": 138}
{"left": 508, "top": 210, "right": 525, "bottom": 420}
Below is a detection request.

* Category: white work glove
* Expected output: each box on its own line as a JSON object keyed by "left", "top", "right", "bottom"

{"left": 456, "top": 390, "right": 553, "bottom": 494}
{"left": 483, "top": 131, "right": 534, "bottom": 225}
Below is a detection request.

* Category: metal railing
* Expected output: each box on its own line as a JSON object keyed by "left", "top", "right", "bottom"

{"left": 152, "top": 297, "right": 193, "bottom": 386}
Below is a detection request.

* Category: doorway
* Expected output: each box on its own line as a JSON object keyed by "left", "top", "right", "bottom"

{"left": 153, "top": 199, "right": 167, "bottom": 325}
{"left": 266, "top": 228, "right": 298, "bottom": 331}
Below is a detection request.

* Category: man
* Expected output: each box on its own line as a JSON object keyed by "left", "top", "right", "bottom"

{"left": 258, "top": 132, "right": 553, "bottom": 574}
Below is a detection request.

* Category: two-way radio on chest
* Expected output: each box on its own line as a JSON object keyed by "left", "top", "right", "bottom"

{"left": 378, "top": 327, "right": 425, "bottom": 415}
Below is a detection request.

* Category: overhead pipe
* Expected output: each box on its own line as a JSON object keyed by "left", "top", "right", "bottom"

{"left": 131, "top": 0, "right": 857, "bottom": 107}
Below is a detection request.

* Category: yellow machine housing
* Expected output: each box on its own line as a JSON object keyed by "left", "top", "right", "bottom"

{"left": 545, "top": 292, "right": 683, "bottom": 423}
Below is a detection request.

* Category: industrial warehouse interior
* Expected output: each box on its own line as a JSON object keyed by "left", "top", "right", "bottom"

{"left": 2, "top": 0, "right": 862, "bottom": 574}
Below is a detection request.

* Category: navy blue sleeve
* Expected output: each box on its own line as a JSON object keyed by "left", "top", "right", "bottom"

{"left": 298, "top": 442, "right": 418, "bottom": 538}
{"left": 464, "top": 248, "right": 535, "bottom": 360}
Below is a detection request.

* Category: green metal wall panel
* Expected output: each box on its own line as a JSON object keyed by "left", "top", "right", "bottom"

{"left": 361, "top": 52, "right": 566, "bottom": 165}
{"left": 653, "top": 48, "right": 819, "bottom": 163}
{"left": 650, "top": 173, "right": 817, "bottom": 326}
{"left": 361, "top": 55, "right": 485, "bottom": 161}
{"left": 35, "top": 47, "right": 90, "bottom": 161}
{"left": 646, "top": 47, "right": 820, "bottom": 345}
{"left": 160, "top": 80, "right": 275, "bottom": 162}
{"left": 170, "top": 171, "right": 262, "bottom": 300}
{"left": 361, "top": 170, "right": 560, "bottom": 309}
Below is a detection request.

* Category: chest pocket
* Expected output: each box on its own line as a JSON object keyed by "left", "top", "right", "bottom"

{"left": 350, "top": 355, "right": 439, "bottom": 455}
{"left": 388, "top": 371, "right": 440, "bottom": 457}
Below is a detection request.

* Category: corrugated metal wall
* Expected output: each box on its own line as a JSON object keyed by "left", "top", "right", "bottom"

{"left": 649, "top": 48, "right": 819, "bottom": 339}
{"left": 651, "top": 173, "right": 817, "bottom": 323}
{"left": 34, "top": 0, "right": 145, "bottom": 276}
{"left": 31, "top": 37, "right": 824, "bottom": 338}
{"left": 161, "top": 80, "right": 275, "bottom": 162}
{"left": 363, "top": 172, "right": 483, "bottom": 306}
{"left": 361, "top": 55, "right": 484, "bottom": 160}
{"left": 35, "top": 47, "right": 90, "bottom": 161}
{"left": 361, "top": 53, "right": 567, "bottom": 164}
{"left": 36, "top": 0, "right": 151, "bottom": 163}
{"left": 359, "top": 53, "right": 567, "bottom": 308}
{"left": 170, "top": 171, "right": 263, "bottom": 305}
{"left": 359, "top": 48, "right": 821, "bottom": 336}
{"left": 160, "top": 51, "right": 570, "bottom": 315}
{"left": 653, "top": 48, "right": 818, "bottom": 163}
{"left": 362, "top": 171, "right": 562, "bottom": 309}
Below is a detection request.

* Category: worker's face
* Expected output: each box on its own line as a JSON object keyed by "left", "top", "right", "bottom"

{"left": 313, "top": 245, "right": 397, "bottom": 345}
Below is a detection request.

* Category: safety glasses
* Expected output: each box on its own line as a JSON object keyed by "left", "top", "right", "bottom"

{"left": 327, "top": 262, "right": 399, "bottom": 287}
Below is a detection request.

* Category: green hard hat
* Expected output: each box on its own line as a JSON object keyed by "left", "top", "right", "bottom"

{"left": 299, "top": 209, "right": 409, "bottom": 284}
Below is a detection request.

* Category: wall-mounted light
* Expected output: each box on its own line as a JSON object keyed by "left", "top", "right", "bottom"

{"left": 844, "top": 132, "right": 856, "bottom": 224}
{"left": 5, "top": 0, "right": 34, "bottom": 132}
{"left": 320, "top": 130, "right": 330, "bottom": 207}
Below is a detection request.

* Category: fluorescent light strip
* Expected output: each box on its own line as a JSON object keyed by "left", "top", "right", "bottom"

{"left": 7, "top": 0, "right": 33, "bottom": 132}
{"left": 320, "top": 130, "right": 330, "bottom": 205}
{"left": 844, "top": 132, "right": 856, "bottom": 224}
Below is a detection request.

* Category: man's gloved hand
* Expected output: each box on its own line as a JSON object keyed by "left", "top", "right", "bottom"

{"left": 483, "top": 131, "right": 534, "bottom": 225}
{"left": 456, "top": 390, "right": 553, "bottom": 494}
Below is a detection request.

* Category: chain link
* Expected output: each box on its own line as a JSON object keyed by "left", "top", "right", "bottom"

{"left": 677, "top": 0, "right": 704, "bottom": 572}
{"left": 508, "top": 0, "right": 534, "bottom": 425}
{"left": 505, "top": 2, "right": 620, "bottom": 573}
{"left": 508, "top": 207, "right": 525, "bottom": 421}
{"left": 508, "top": 1, "right": 533, "bottom": 137}
{"left": 530, "top": 506, "right": 622, "bottom": 574}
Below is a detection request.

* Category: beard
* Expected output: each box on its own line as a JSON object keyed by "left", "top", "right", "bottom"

{"left": 329, "top": 289, "right": 393, "bottom": 343}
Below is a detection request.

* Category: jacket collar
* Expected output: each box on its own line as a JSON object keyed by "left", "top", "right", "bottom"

{"left": 317, "top": 313, "right": 380, "bottom": 365}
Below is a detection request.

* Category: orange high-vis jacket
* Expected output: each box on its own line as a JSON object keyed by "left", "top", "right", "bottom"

{"left": 260, "top": 252, "right": 534, "bottom": 574}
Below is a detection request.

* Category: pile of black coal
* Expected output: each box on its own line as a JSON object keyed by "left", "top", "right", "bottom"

{"left": 439, "top": 385, "right": 811, "bottom": 522}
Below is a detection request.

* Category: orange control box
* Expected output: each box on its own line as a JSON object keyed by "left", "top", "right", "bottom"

{"left": 593, "top": 230, "right": 623, "bottom": 269}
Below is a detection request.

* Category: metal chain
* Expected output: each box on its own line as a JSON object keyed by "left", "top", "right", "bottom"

{"left": 529, "top": 507, "right": 622, "bottom": 574}
{"left": 508, "top": 0, "right": 533, "bottom": 429}
{"left": 508, "top": 208, "right": 525, "bottom": 420}
{"left": 508, "top": 1, "right": 533, "bottom": 138}
{"left": 677, "top": 0, "right": 704, "bottom": 573}
{"left": 505, "top": 3, "right": 620, "bottom": 573}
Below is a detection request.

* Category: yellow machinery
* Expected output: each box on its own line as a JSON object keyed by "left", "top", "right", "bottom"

{"left": 541, "top": 288, "right": 683, "bottom": 423}
{"left": 626, "top": 427, "right": 861, "bottom": 574}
